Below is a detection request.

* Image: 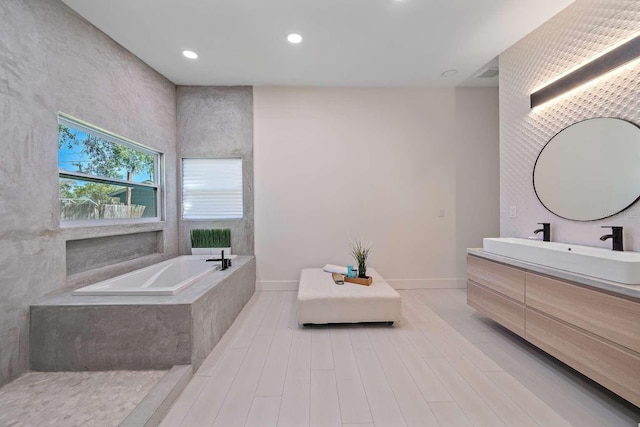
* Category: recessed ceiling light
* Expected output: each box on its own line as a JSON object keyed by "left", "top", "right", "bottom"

{"left": 287, "top": 33, "right": 303, "bottom": 44}
{"left": 441, "top": 69, "right": 458, "bottom": 78}
{"left": 182, "top": 50, "right": 198, "bottom": 59}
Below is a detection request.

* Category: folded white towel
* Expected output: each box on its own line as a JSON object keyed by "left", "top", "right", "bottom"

{"left": 323, "top": 264, "right": 349, "bottom": 275}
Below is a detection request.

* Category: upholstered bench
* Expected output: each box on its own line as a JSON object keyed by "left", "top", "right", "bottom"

{"left": 297, "top": 268, "right": 401, "bottom": 325}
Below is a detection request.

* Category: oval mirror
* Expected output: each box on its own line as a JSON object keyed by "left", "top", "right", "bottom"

{"left": 533, "top": 118, "right": 640, "bottom": 221}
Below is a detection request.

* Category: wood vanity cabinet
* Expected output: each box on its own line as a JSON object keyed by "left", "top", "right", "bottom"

{"left": 467, "top": 254, "right": 640, "bottom": 407}
{"left": 467, "top": 255, "right": 525, "bottom": 337}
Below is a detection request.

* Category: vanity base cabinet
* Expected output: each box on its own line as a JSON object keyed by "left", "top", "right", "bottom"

{"left": 526, "top": 272, "right": 640, "bottom": 354}
{"left": 526, "top": 309, "right": 640, "bottom": 407}
{"left": 467, "top": 254, "right": 640, "bottom": 407}
{"left": 467, "top": 255, "right": 525, "bottom": 302}
{"left": 467, "top": 281, "right": 525, "bottom": 337}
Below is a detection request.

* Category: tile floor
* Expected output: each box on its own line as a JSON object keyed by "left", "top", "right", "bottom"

{"left": 162, "top": 288, "right": 640, "bottom": 426}
{"left": 0, "top": 369, "right": 166, "bottom": 426}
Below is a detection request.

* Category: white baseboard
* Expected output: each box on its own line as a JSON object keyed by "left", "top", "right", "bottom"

{"left": 256, "top": 278, "right": 467, "bottom": 291}
{"left": 256, "top": 280, "right": 299, "bottom": 291}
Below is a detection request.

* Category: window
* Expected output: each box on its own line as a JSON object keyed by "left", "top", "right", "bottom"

{"left": 182, "top": 158, "right": 243, "bottom": 219}
{"left": 58, "top": 114, "right": 161, "bottom": 223}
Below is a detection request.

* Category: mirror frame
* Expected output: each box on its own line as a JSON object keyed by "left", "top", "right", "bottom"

{"left": 532, "top": 117, "right": 640, "bottom": 221}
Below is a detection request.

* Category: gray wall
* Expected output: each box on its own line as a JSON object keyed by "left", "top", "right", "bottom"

{"left": 0, "top": 0, "right": 178, "bottom": 386}
{"left": 177, "top": 87, "right": 254, "bottom": 255}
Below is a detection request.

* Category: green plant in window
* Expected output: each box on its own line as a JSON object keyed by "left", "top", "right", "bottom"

{"left": 190, "top": 229, "right": 231, "bottom": 248}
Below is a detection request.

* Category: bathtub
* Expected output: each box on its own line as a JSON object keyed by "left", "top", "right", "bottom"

{"left": 73, "top": 255, "right": 237, "bottom": 296}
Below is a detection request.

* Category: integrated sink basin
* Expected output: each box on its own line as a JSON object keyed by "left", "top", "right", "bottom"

{"left": 483, "top": 237, "right": 640, "bottom": 285}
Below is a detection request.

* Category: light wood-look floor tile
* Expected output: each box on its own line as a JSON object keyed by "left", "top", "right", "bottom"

{"left": 348, "top": 327, "right": 373, "bottom": 350}
{"left": 212, "top": 335, "right": 273, "bottom": 427}
{"left": 231, "top": 291, "right": 276, "bottom": 349}
{"left": 195, "top": 291, "right": 261, "bottom": 377}
{"left": 354, "top": 347, "right": 408, "bottom": 427}
{"left": 161, "top": 289, "right": 640, "bottom": 427}
{"left": 178, "top": 348, "right": 247, "bottom": 427}
{"left": 384, "top": 327, "right": 452, "bottom": 403}
{"left": 429, "top": 402, "right": 473, "bottom": 427}
{"left": 245, "top": 396, "right": 281, "bottom": 427}
{"left": 367, "top": 328, "right": 439, "bottom": 426}
{"left": 255, "top": 293, "right": 295, "bottom": 397}
{"left": 420, "top": 289, "right": 640, "bottom": 427}
{"left": 397, "top": 317, "right": 442, "bottom": 359}
{"left": 485, "top": 371, "right": 573, "bottom": 427}
{"left": 257, "top": 292, "right": 287, "bottom": 336}
{"left": 310, "top": 369, "right": 341, "bottom": 427}
{"left": 278, "top": 329, "right": 312, "bottom": 427}
{"left": 158, "top": 375, "right": 207, "bottom": 427}
{"left": 401, "top": 292, "right": 503, "bottom": 373}
{"left": 425, "top": 357, "right": 504, "bottom": 427}
{"left": 330, "top": 329, "right": 373, "bottom": 424}
{"left": 311, "top": 328, "right": 334, "bottom": 371}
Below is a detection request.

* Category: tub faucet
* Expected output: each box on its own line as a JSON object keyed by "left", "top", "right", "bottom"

{"left": 533, "top": 223, "right": 551, "bottom": 242}
{"left": 205, "top": 250, "right": 232, "bottom": 270}
{"left": 600, "top": 226, "right": 624, "bottom": 251}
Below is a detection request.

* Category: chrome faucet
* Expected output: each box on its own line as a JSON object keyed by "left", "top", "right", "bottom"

{"left": 533, "top": 223, "right": 551, "bottom": 242}
{"left": 600, "top": 226, "right": 623, "bottom": 251}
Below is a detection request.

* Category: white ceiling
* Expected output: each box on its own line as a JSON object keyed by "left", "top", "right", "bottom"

{"left": 62, "top": 0, "right": 574, "bottom": 87}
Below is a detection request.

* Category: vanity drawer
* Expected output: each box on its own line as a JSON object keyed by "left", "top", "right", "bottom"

{"left": 526, "top": 272, "right": 640, "bottom": 354}
{"left": 467, "top": 255, "right": 525, "bottom": 302}
{"left": 526, "top": 309, "right": 640, "bottom": 407}
{"left": 467, "top": 281, "right": 525, "bottom": 337}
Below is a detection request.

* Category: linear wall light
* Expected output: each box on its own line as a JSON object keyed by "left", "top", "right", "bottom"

{"left": 530, "top": 34, "right": 640, "bottom": 109}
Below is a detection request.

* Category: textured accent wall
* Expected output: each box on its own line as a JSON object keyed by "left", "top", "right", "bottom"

{"left": 176, "top": 87, "right": 254, "bottom": 255}
{"left": 500, "top": 0, "right": 640, "bottom": 249}
{"left": 0, "top": 0, "right": 178, "bottom": 386}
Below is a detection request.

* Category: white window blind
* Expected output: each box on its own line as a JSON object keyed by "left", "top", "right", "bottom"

{"left": 182, "top": 158, "right": 243, "bottom": 219}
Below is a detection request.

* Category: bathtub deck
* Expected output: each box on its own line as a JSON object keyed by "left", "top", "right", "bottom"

{"left": 29, "top": 256, "right": 256, "bottom": 372}
{"left": 35, "top": 256, "right": 254, "bottom": 306}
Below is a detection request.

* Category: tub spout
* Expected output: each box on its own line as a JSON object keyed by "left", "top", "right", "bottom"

{"left": 206, "top": 250, "right": 231, "bottom": 269}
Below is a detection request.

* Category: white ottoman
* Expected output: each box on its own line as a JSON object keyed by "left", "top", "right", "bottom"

{"left": 297, "top": 268, "right": 401, "bottom": 325}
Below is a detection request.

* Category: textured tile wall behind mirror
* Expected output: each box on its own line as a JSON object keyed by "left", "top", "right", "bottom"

{"left": 500, "top": 0, "right": 640, "bottom": 250}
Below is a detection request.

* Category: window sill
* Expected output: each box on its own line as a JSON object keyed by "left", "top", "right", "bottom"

{"left": 182, "top": 218, "right": 244, "bottom": 221}
{"left": 60, "top": 219, "right": 166, "bottom": 241}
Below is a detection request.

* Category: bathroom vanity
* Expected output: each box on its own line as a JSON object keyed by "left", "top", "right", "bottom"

{"left": 467, "top": 249, "right": 640, "bottom": 407}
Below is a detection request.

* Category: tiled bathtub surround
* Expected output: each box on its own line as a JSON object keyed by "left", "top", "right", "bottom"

{"left": 500, "top": 0, "right": 640, "bottom": 249}
{"left": 30, "top": 257, "right": 256, "bottom": 372}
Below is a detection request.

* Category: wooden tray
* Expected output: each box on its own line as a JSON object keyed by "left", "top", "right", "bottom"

{"left": 344, "top": 276, "right": 373, "bottom": 286}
